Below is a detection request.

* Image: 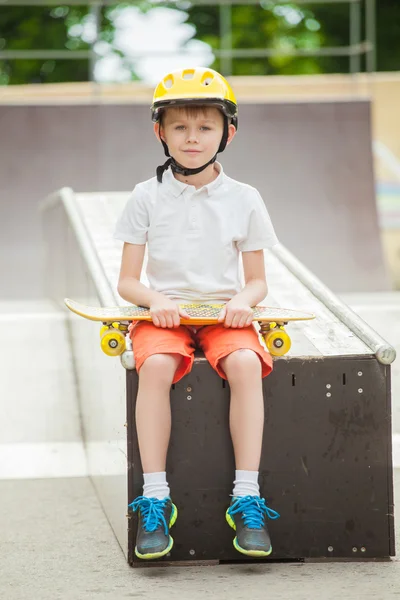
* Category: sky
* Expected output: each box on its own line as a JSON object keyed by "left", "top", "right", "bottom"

{"left": 74, "top": 3, "right": 312, "bottom": 84}
{"left": 81, "top": 6, "right": 214, "bottom": 84}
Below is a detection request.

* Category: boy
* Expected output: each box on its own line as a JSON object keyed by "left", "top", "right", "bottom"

{"left": 114, "top": 67, "right": 280, "bottom": 560}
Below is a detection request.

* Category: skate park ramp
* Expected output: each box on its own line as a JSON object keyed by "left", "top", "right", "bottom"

{"left": 0, "top": 98, "right": 388, "bottom": 299}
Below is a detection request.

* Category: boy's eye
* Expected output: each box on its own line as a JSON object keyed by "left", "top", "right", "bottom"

{"left": 174, "top": 125, "right": 211, "bottom": 131}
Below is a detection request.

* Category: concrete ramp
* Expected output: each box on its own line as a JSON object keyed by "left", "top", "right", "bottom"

{"left": 0, "top": 99, "right": 387, "bottom": 298}
{"left": 236, "top": 101, "right": 387, "bottom": 292}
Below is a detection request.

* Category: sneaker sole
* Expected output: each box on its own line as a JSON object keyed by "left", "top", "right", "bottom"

{"left": 226, "top": 509, "right": 272, "bottom": 558}
{"left": 135, "top": 503, "right": 178, "bottom": 561}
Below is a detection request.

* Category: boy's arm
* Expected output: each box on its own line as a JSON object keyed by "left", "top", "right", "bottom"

{"left": 117, "top": 242, "right": 165, "bottom": 307}
{"left": 218, "top": 249, "right": 267, "bottom": 327}
{"left": 117, "top": 243, "right": 191, "bottom": 327}
{"left": 237, "top": 249, "right": 268, "bottom": 305}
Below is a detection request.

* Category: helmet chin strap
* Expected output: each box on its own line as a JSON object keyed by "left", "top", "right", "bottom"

{"left": 156, "top": 154, "right": 218, "bottom": 184}
{"left": 156, "top": 117, "right": 228, "bottom": 183}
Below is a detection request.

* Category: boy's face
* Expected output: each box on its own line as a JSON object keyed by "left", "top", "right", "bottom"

{"left": 154, "top": 106, "right": 236, "bottom": 168}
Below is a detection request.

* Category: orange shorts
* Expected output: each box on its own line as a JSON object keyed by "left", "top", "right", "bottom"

{"left": 130, "top": 322, "right": 273, "bottom": 384}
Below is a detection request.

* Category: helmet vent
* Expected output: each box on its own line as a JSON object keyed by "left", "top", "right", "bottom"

{"left": 201, "top": 71, "right": 214, "bottom": 86}
{"left": 164, "top": 76, "right": 174, "bottom": 89}
{"left": 182, "top": 69, "right": 195, "bottom": 80}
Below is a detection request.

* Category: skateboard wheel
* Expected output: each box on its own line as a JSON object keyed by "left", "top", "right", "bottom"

{"left": 100, "top": 325, "right": 108, "bottom": 338}
{"left": 264, "top": 329, "right": 291, "bottom": 357}
{"left": 100, "top": 328, "right": 126, "bottom": 357}
{"left": 120, "top": 350, "right": 135, "bottom": 370}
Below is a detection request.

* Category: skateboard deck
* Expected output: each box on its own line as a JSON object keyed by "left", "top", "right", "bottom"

{"left": 64, "top": 298, "right": 315, "bottom": 359}
{"left": 64, "top": 298, "right": 315, "bottom": 326}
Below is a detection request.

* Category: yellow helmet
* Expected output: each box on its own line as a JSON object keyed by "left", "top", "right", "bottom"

{"left": 151, "top": 67, "right": 238, "bottom": 128}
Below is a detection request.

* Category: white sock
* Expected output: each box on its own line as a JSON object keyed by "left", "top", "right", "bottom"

{"left": 232, "top": 470, "right": 260, "bottom": 498}
{"left": 143, "top": 472, "right": 170, "bottom": 500}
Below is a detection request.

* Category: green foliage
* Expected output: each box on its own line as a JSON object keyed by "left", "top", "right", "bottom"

{"left": 0, "top": 6, "right": 87, "bottom": 83}
{"left": 183, "top": 1, "right": 400, "bottom": 75}
{"left": 310, "top": 2, "right": 400, "bottom": 72}
{"left": 0, "top": 4, "right": 137, "bottom": 84}
{"left": 183, "top": 2, "right": 347, "bottom": 75}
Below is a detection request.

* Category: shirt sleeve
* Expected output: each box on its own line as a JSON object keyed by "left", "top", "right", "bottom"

{"left": 237, "top": 188, "right": 279, "bottom": 252}
{"left": 113, "top": 186, "right": 149, "bottom": 245}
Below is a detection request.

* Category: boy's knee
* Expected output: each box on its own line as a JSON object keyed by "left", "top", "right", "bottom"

{"left": 139, "top": 353, "right": 181, "bottom": 379}
{"left": 222, "top": 349, "right": 261, "bottom": 377}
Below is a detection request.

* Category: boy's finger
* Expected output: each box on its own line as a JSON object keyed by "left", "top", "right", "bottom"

{"left": 179, "top": 309, "right": 190, "bottom": 319}
{"left": 224, "top": 312, "right": 232, "bottom": 327}
{"left": 238, "top": 315, "right": 247, "bottom": 328}
{"left": 218, "top": 308, "right": 226, "bottom": 322}
{"left": 231, "top": 314, "right": 240, "bottom": 328}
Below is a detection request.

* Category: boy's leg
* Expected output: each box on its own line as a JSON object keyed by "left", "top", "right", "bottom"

{"left": 129, "top": 323, "right": 195, "bottom": 560}
{"left": 197, "top": 325, "right": 279, "bottom": 557}
{"left": 197, "top": 324, "right": 272, "bottom": 474}
{"left": 221, "top": 349, "right": 279, "bottom": 557}
{"left": 131, "top": 321, "right": 195, "bottom": 475}
{"left": 136, "top": 352, "right": 182, "bottom": 474}
{"left": 220, "top": 348, "right": 264, "bottom": 472}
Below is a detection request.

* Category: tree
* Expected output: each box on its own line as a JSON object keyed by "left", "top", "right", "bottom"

{"left": 0, "top": 6, "right": 86, "bottom": 84}
{"left": 181, "top": 2, "right": 326, "bottom": 76}
{"left": 0, "top": 4, "right": 133, "bottom": 84}
{"left": 182, "top": 1, "right": 400, "bottom": 76}
{"left": 310, "top": 2, "right": 400, "bottom": 72}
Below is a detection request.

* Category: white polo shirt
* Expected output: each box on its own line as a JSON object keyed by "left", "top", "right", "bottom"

{"left": 114, "top": 163, "right": 278, "bottom": 303}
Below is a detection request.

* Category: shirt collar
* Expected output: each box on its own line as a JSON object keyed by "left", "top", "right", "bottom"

{"left": 162, "top": 162, "right": 225, "bottom": 197}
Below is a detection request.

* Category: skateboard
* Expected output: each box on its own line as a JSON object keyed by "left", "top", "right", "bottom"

{"left": 64, "top": 298, "right": 315, "bottom": 358}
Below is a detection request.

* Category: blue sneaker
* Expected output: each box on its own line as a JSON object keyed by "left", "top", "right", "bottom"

{"left": 226, "top": 495, "right": 280, "bottom": 557}
{"left": 129, "top": 496, "right": 178, "bottom": 560}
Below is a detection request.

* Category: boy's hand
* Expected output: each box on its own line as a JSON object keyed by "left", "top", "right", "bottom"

{"left": 150, "top": 297, "right": 190, "bottom": 328}
{"left": 217, "top": 299, "right": 254, "bottom": 328}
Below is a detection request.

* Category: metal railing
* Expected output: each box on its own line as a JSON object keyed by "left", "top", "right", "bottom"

{"left": 0, "top": 0, "right": 377, "bottom": 81}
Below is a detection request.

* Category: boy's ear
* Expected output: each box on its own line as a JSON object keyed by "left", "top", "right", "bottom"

{"left": 226, "top": 123, "right": 237, "bottom": 147}
{"left": 154, "top": 122, "right": 165, "bottom": 142}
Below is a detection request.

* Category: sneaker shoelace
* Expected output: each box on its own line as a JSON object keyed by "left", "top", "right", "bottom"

{"left": 228, "top": 495, "right": 280, "bottom": 529}
{"left": 129, "top": 496, "right": 169, "bottom": 535}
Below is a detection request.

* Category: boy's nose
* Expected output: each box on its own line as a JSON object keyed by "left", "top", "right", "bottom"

{"left": 186, "top": 130, "right": 199, "bottom": 143}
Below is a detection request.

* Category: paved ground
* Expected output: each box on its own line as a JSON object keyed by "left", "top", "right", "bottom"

{"left": 1, "top": 472, "right": 398, "bottom": 600}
